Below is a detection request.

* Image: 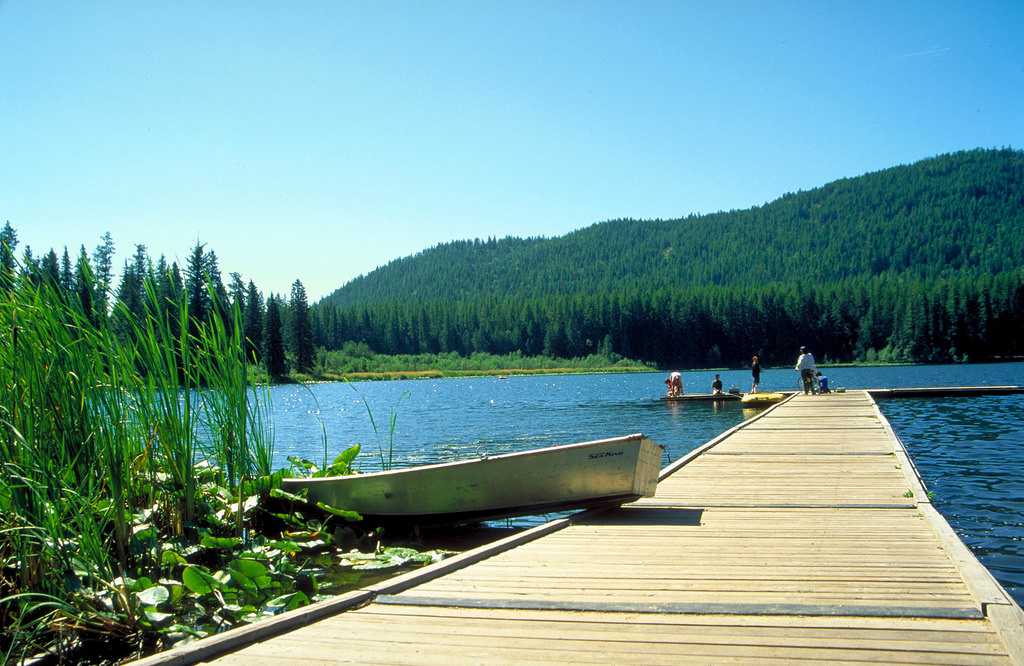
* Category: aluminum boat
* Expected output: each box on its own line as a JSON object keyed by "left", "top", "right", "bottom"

{"left": 282, "top": 434, "right": 663, "bottom": 524}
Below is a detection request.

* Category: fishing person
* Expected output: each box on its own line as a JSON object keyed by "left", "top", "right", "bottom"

{"left": 794, "top": 346, "right": 817, "bottom": 394}
{"left": 711, "top": 373, "right": 724, "bottom": 395}
{"left": 751, "top": 355, "right": 761, "bottom": 393}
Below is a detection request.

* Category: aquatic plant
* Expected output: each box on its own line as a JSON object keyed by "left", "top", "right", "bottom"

{"left": 0, "top": 277, "right": 445, "bottom": 663}
{"left": 348, "top": 383, "right": 409, "bottom": 471}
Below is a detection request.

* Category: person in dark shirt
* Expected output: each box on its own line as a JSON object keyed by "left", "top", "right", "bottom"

{"left": 711, "top": 373, "right": 723, "bottom": 395}
{"left": 751, "top": 355, "right": 761, "bottom": 393}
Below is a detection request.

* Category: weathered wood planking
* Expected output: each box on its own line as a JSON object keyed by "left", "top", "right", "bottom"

{"left": 176, "top": 391, "right": 1024, "bottom": 665}
{"left": 206, "top": 607, "right": 1012, "bottom": 665}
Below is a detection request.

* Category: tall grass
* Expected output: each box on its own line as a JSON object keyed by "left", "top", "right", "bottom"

{"left": 0, "top": 276, "right": 274, "bottom": 661}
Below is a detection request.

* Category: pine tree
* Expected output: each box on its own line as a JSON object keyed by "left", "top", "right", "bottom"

{"left": 263, "top": 295, "right": 288, "bottom": 379}
{"left": 228, "top": 272, "right": 246, "bottom": 312}
{"left": 60, "top": 247, "right": 74, "bottom": 293}
{"left": 92, "top": 231, "right": 115, "bottom": 318}
{"left": 1, "top": 222, "right": 18, "bottom": 288}
{"left": 113, "top": 260, "right": 140, "bottom": 340}
{"left": 75, "top": 246, "right": 96, "bottom": 324}
{"left": 41, "top": 249, "right": 60, "bottom": 288}
{"left": 243, "top": 281, "right": 264, "bottom": 362}
{"left": 289, "top": 279, "right": 314, "bottom": 373}
{"left": 22, "top": 246, "right": 39, "bottom": 284}
{"left": 112, "top": 245, "right": 149, "bottom": 339}
{"left": 185, "top": 242, "right": 209, "bottom": 334}
{"left": 205, "top": 250, "right": 230, "bottom": 325}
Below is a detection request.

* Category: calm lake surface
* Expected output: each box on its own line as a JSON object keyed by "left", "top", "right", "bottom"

{"left": 270, "top": 362, "right": 1024, "bottom": 605}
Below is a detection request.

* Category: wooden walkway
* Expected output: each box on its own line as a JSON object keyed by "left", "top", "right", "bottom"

{"left": 145, "top": 391, "right": 1024, "bottom": 665}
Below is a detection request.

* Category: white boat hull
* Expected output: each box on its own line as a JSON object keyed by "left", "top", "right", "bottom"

{"left": 283, "top": 434, "right": 662, "bottom": 522}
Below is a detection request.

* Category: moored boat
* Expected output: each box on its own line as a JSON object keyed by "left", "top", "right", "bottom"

{"left": 740, "top": 391, "right": 787, "bottom": 406}
{"left": 283, "top": 434, "right": 663, "bottom": 524}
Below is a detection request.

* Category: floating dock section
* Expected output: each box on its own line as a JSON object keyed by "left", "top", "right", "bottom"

{"left": 138, "top": 391, "right": 1024, "bottom": 665}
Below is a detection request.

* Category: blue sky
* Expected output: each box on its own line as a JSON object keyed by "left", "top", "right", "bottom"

{"left": 2, "top": 1, "right": 1022, "bottom": 299}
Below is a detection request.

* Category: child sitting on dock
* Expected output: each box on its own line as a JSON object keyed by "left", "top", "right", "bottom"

{"left": 711, "top": 374, "right": 723, "bottom": 395}
{"left": 817, "top": 371, "right": 830, "bottom": 394}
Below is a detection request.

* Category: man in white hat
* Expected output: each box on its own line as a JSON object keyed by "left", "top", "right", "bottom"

{"left": 794, "top": 346, "right": 817, "bottom": 394}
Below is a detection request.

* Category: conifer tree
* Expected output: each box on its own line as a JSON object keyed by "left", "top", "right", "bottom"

{"left": 1, "top": 222, "right": 18, "bottom": 288}
{"left": 92, "top": 231, "right": 115, "bottom": 318}
{"left": 75, "top": 246, "right": 96, "bottom": 325}
{"left": 205, "top": 250, "right": 230, "bottom": 325}
{"left": 228, "top": 272, "right": 246, "bottom": 312}
{"left": 185, "top": 242, "right": 209, "bottom": 334}
{"left": 21, "top": 246, "right": 39, "bottom": 284}
{"left": 41, "top": 249, "right": 60, "bottom": 288}
{"left": 289, "top": 279, "right": 314, "bottom": 373}
{"left": 60, "top": 247, "right": 74, "bottom": 293}
{"left": 244, "top": 280, "right": 264, "bottom": 362}
{"left": 263, "top": 295, "right": 287, "bottom": 379}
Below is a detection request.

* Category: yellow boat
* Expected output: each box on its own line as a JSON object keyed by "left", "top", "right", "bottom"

{"left": 740, "top": 392, "right": 787, "bottom": 406}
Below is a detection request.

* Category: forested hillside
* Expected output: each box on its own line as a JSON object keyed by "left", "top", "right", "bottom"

{"left": 326, "top": 148, "right": 1024, "bottom": 305}
{"left": 313, "top": 149, "right": 1024, "bottom": 367}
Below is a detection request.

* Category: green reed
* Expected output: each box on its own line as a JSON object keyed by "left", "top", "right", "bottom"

{"left": 0, "top": 275, "right": 274, "bottom": 661}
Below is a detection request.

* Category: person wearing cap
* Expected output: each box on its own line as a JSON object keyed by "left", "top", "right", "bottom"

{"left": 794, "top": 346, "right": 817, "bottom": 394}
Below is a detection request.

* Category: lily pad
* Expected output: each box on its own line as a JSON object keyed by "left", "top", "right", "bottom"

{"left": 143, "top": 608, "right": 174, "bottom": 624}
{"left": 136, "top": 584, "right": 169, "bottom": 606}
{"left": 182, "top": 565, "right": 220, "bottom": 594}
{"left": 200, "top": 534, "right": 243, "bottom": 549}
{"left": 263, "top": 591, "right": 310, "bottom": 614}
{"left": 230, "top": 558, "right": 268, "bottom": 579}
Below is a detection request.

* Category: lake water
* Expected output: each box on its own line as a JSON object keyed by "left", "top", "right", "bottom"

{"left": 269, "top": 362, "right": 1024, "bottom": 605}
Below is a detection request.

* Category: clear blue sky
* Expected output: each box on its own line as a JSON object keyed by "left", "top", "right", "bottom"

{"left": 3, "top": 1, "right": 1022, "bottom": 299}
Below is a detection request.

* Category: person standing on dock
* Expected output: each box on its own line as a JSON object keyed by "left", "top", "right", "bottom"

{"left": 795, "top": 346, "right": 817, "bottom": 394}
{"left": 751, "top": 355, "right": 761, "bottom": 393}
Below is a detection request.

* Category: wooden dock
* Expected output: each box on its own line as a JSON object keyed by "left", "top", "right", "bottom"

{"left": 140, "top": 391, "right": 1024, "bottom": 665}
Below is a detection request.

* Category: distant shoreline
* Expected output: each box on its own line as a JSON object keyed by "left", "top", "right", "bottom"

{"left": 288, "top": 366, "right": 653, "bottom": 383}
{"left": 270, "top": 358, "right": 1024, "bottom": 385}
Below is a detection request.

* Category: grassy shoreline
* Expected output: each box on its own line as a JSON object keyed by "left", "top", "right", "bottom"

{"left": 271, "top": 359, "right": 985, "bottom": 385}
{"left": 290, "top": 365, "right": 654, "bottom": 383}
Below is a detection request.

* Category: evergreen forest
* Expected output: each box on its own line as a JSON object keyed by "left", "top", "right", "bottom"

{"left": 316, "top": 148, "right": 1024, "bottom": 367}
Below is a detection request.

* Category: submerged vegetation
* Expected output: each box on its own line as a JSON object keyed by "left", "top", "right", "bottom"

{"left": 0, "top": 273, "right": 444, "bottom": 663}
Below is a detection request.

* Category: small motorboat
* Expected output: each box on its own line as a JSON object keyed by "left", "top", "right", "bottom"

{"left": 740, "top": 392, "right": 788, "bottom": 406}
{"left": 283, "top": 434, "right": 663, "bottom": 524}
